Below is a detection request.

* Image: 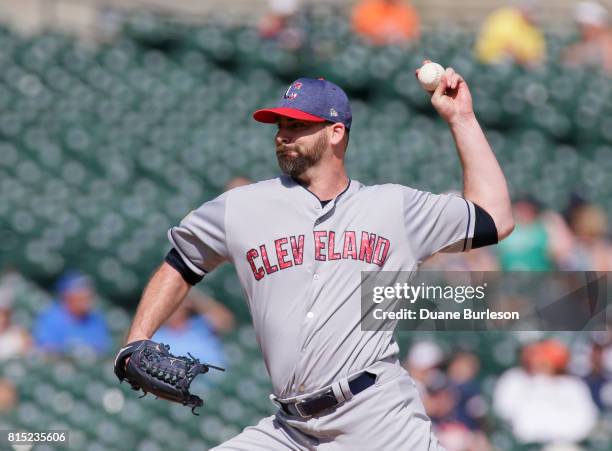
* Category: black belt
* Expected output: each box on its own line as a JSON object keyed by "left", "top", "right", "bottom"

{"left": 276, "top": 372, "right": 377, "bottom": 418}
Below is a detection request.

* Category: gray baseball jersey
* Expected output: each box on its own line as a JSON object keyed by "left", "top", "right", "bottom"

{"left": 168, "top": 175, "right": 475, "bottom": 398}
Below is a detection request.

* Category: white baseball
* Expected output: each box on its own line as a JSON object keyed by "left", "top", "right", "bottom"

{"left": 418, "top": 62, "right": 445, "bottom": 92}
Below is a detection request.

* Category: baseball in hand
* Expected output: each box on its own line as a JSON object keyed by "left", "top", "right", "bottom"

{"left": 418, "top": 62, "right": 445, "bottom": 92}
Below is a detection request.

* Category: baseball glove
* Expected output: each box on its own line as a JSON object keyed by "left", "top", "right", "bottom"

{"left": 114, "top": 340, "right": 224, "bottom": 414}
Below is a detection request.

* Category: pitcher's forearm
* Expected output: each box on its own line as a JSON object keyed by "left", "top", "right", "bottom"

{"left": 450, "top": 114, "right": 514, "bottom": 238}
{"left": 125, "top": 262, "right": 191, "bottom": 343}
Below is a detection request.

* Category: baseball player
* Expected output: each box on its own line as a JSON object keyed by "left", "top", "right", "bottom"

{"left": 119, "top": 62, "right": 513, "bottom": 449}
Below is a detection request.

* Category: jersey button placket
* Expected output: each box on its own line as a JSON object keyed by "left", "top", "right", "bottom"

{"left": 301, "top": 203, "right": 325, "bottom": 354}
{"left": 300, "top": 269, "right": 322, "bottom": 353}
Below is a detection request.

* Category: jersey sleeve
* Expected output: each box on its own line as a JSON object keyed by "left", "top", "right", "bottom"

{"left": 401, "top": 186, "right": 476, "bottom": 262}
{"left": 167, "top": 192, "right": 230, "bottom": 275}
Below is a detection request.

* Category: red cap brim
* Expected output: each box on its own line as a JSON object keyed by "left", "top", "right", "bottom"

{"left": 253, "top": 107, "right": 327, "bottom": 124}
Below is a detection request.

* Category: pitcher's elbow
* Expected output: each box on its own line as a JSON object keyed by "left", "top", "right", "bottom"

{"left": 497, "top": 216, "right": 515, "bottom": 241}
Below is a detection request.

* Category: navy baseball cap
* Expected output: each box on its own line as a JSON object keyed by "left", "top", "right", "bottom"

{"left": 56, "top": 271, "right": 92, "bottom": 295}
{"left": 253, "top": 77, "right": 352, "bottom": 130}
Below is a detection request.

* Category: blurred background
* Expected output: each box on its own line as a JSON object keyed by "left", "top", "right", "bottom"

{"left": 1, "top": 0, "right": 612, "bottom": 450}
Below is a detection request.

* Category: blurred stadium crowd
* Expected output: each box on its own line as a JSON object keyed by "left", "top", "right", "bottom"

{"left": 1, "top": 0, "right": 612, "bottom": 450}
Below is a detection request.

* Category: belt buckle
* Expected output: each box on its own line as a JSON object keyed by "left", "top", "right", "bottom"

{"left": 294, "top": 399, "right": 312, "bottom": 418}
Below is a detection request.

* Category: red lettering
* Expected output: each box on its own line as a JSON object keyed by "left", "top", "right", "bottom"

{"left": 343, "top": 231, "right": 357, "bottom": 259}
{"left": 260, "top": 245, "right": 278, "bottom": 274}
{"left": 373, "top": 237, "right": 390, "bottom": 267}
{"left": 314, "top": 231, "right": 327, "bottom": 261}
{"left": 275, "top": 238, "right": 293, "bottom": 270}
{"left": 359, "top": 232, "right": 377, "bottom": 263}
{"left": 246, "top": 249, "right": 265, "bottom": 281}
{"left": 328, "top": 231, "right": 341, "bottom": 260}
{"left": 290, "top": 235, "right": 304, "bottom": 265}
{"left": 247, "top": 231, "right": 389, "bottom": 278}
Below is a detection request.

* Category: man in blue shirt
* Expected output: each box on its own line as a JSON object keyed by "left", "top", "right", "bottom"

{"left": 34, "top": 271, "right": 110, "bottom": 355}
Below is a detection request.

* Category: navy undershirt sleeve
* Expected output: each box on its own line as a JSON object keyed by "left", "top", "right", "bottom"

{"left": 165, "top": 248, "right": 205, "bottom": 285}
{"left": 471, "top": 204, "right": 499, "bottom": 249}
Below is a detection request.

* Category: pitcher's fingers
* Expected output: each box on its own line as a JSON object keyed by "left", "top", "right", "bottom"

{"left": 451, "top": 74, "right": 466, "bottom": 91}
{"left": 450, "top": 74, "right": 460, "bottom": 90}
{"left": 444, "top": 68, "right": 456, "bottom": 89}
{"left": 432, "top": 73, "right": 448, "bottom": 101}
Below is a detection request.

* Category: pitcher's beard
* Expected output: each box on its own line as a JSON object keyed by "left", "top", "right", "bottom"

{"left": 277, "top": 134, "right": 328, "bottom": 177}
{"left": 277, "top": 152, "right": 313, "bottom": 177}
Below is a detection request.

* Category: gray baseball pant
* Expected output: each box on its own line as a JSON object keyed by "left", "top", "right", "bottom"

{"left": 211, "top": 360, "right": 445, "bottom": 451}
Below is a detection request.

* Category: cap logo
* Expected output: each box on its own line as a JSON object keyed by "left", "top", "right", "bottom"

{"left": 284, "top": 82, "right": 302, "bottom": 100}
{"left": 329, "top": 108, "right": 338, "bottom": 117}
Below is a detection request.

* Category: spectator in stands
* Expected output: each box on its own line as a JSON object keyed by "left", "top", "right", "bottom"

{"left": 474, "top": 3, "right": 546, "bottom": 66}
{"left": 351, "top": 0, "right": 420, "bottom": 46}
{"left": 0, "top": 271, "right": 31, "bottom": 360}
{"left": 584, "top": 342, "right": 612, "bottom": 411}
{"left": 258, "top": 0, "right": 304, "bottom": 50}
{"left": 34, "top": 271, "right": 110, "bottom": 356}
{"left": 436, "top": 421, "right": 491, "bottom": 451}
{"left": 496, "top": 197, "right": 551, "bottom": 269}
{"left": 153, "top": 287, "right": 234, "bottom": 366}
{"left": 0, "top": 379, "right": 17, "bottom": 412}
{"left": 403, "top": 340, "right": 445, "bottom": 398}
{"left": 562, "top": 203, "right": 612, "bottom": 270}
{"left": 225, "top": 176, "right": 253, "bottom": 192}
{"left": 425, "top": 373, "right": 458, "bottom": 425}
{"left": 419, "top": 351, "right": 491, "bottom": 451}
{"left": 0, "top": 301, "right": 31, "bottom": 361}
{"left": 563, "top": 1, "right": 612, "bottom": 75}
{"left": 447, "top": 351, "right": 485, "bottom": 431}
{"left": 494, "top": 340, "right": 597, "bottom": 444}
{"left": 496, "top": 197, "right": 573, "bottom": 270}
